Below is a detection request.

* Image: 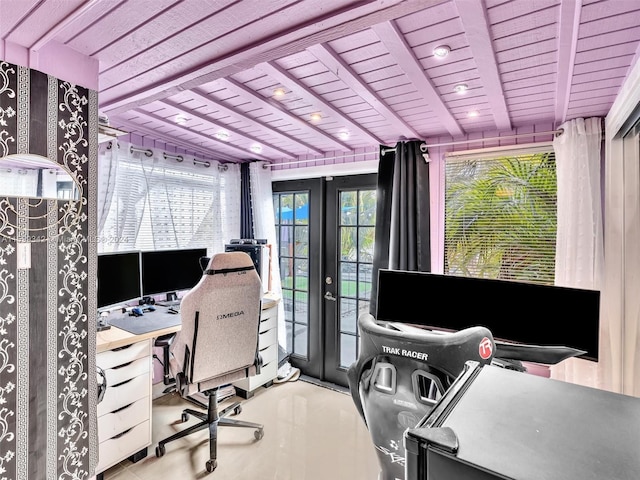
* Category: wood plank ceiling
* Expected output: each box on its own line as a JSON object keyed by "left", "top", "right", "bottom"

{"left": 2, "top": 0, "right": 640, "bottom": 164}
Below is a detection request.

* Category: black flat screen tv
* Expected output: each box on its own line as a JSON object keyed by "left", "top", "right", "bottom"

{"left": 97, "top": 251, "right": 142, "bottom": 309}
{"left": 376, "top": 269, "right": 600, "bottom": 361}
{"left": 141, "top": 248, "right": 207, "bottom": 297}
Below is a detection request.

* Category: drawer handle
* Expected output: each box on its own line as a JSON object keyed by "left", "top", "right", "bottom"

{"left": 112, "top": 344, "right": 133, "bottom": 352}
{"left": 112, "top": 361, "right": 133, "bottom": 370}
{"left": 111, "top": 427, "right": 133, "bottom": 440}
{"left": 112, "top": 402, "right": 133, "bottom": 414}
{"left": 111, "top": 378, "right": 133, "bottom": 388}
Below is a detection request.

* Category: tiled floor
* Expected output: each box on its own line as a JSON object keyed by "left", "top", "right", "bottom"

{"left": 101, "top": 379, "right": 381, "bottom": 480}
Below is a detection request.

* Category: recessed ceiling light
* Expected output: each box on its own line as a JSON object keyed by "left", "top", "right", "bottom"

{"left": 433, "top": 45, "right": 450, "bottom": 58}
{"left": 453, "top": 83, "right": 468, "bottom": 94}
{"left": 468, "top": 110, "right": 479, "bottom": 118}
{"left": 215, "top": 131, "right": 230, "bottom": 141}
{"left": 310, "top": 113, "right": 322, "bottom": 122}
{"left": 175, "top": 114, "right": 189, "bottom": 125}
{"left": 250, "top": 145, "right": 262, "bottom": 154}
{"left": 273, "top": 88, "right": 286, "bottom": 98}
{"left": 338, "top": 131, "right": 350, "bottom": 141}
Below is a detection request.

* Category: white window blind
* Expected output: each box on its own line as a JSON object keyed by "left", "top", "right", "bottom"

{"left": 0, "top": 168, "right": 38, "bottom": 197}
{"left": 97, "top": 142, "right": 240, "bottom": 253}
{"left": 444, "top": 146, "right": 557, "bottom": 285}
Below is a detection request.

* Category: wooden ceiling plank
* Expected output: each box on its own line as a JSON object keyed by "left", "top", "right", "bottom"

{"left": 454, "top": 0, "right": 511, "bottom": 131}
{"left": 99, "top": 0, "right": 442, "bottom": 116}
{"left": 30, "top": 0, "right": 101, "bottom": 51}
{"left": 221, "top": 76, "right": 350, "bottom": 151}
{"left": 114, "top": 118, "right": 240, "bottom": 162}
{"left": 259, "top": 61, "right": 384, "bottom": 145}
{"left": 159, "top": 98, "right": 297, "bottom": 160}
{"left": 554, "top": 0, "right": 582, "bottom": 125}
{"left": 189, "top": 89, "right": 324, "bottom": 155}
{"left": 132, "top": 108, "right": 271, "bottom": 161}
{"left": 372, "top": 21, "right": 463, "bottom": 137}
{"left": 308, "top": 42, "right": 421, "bottom": 140}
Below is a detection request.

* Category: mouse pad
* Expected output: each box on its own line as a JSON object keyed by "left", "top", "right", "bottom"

{"left": 108, "top": 311, "right": 181, "bottom": 335}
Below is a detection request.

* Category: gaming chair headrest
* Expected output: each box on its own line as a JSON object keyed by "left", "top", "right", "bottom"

{"left": 347, "top": 313, "right": 495, "bottom": 421}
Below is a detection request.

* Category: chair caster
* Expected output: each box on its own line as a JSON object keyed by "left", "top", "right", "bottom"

{"left": 233, "top": 405, "right": 242, "bottom": 415}
{"left": 254, "top": 428, "right": 264, "bottom": 441}
{"left": 181, "top": 412, "right": 189, "bottom": 422}
{"left": 206, "top": 459, "right": 217, "bottom": 472}
{"left": 155, "top": 444, "right": 165, "bottom": 457}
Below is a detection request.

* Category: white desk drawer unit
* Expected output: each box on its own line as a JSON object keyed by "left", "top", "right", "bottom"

{"left": 96, "top": 339, "right": 152, "bottom": 475}
{"left": 233, "top": 304, "right": 278, "bottom": 398}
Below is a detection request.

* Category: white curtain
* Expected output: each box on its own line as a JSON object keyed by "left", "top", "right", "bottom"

{"left": 551, "top": 117, "right": 604, "bottom": 388}
{"left": 0, "top": 167, "right": 38, "bottom": 197}
{"left": 249, "top": 161, "right": 285, "bottom": 350}
{"left": 97, "top": 140, "right": 240, "bottom": 254}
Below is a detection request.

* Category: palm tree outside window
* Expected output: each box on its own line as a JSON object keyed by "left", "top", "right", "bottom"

{"left": 444, "top": 148, "right": 557, "bottom": 285}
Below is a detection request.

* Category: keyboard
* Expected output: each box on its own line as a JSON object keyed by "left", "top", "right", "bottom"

{"left": 157, "top": 300, "right": 181, "bottom": 307}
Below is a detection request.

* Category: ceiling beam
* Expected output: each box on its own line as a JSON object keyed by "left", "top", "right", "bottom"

{"left": 372, "top": 21, "right": 464, "bottom": 137}
{"left": 455, "top": 0, "right": 512, "bottom": 132}
{"left": 220, "top": 77, "right": 351, "bottom": 151}
{"left": 307, "top": 42, "right": 421, "bottom": 140}
{"left": 159, "top": 99, "right": 298, "bottom": 160}
{"left": 554, "top": 0, "right": 582, "bottom": 125}
{"left": 99, "top": 0, "right": 444, "bottom": 116}
{"left": 190, "top": 89, "right": 324, "bottom": 155}
{"left": 113, "top": 118, "right": 238, "bottom": 162}
{"left": 258, "top": 60, "right": 385, "bottom": 145}
{"left": 133, "top": 108, "right": 274, "bottom": 161}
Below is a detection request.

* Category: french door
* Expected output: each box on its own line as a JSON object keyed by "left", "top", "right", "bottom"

{"left": 273, "top": 174, "right": 377, "bottom": 387}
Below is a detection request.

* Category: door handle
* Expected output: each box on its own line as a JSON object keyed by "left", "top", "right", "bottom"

{"left": 324, "top": 292, "right": 337, "bottom": 301}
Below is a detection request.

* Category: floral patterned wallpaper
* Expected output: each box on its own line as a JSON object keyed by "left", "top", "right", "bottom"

{"left": 0, "top": 60, "right": 98, "bottom": 480}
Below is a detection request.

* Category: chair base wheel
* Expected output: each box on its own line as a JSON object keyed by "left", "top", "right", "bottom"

{"left": 233, "top": 405, "right": 242, "bottom": 415}
{"left": 254, "top": 428, "right": 264, "bottom": 441}
{"left": 155, "top": 444, "right": 165, "bottom": 457}
{"left": 206, "top": 459, "right": 217, "bottom": 472}
{"left": 181, "top": 412, "right": 189, "bottom": 422}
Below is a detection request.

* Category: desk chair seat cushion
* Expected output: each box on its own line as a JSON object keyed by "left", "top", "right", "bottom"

{"left": 170, "top": 252, "right": 263, "bottom": 396}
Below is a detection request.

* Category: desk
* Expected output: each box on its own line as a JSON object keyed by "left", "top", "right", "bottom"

{"left": 95, "top": 294, "right": 279, "bottom": 477}
{"left": 405, "top": 362, "right": 640, "bottom": 480}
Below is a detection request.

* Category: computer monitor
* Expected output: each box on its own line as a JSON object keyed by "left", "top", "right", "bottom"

{"left": 376, "top": 269, "right": 601, "bottom": 361}
{"left": 97, "top": 251, "right": 142, "bottom": 309}
{"left": 141, "top": 248, "right": 207, "bottom": 298}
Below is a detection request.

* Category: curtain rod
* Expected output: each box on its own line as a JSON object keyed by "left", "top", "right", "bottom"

{"left": 380, "top": 129, "right": 565, "bottom": 156}
{"left": 266, "top": 151, "right": 378, "bottom": 168}
{"left": 110, "top": 142, "right": 216, "bottom": 168}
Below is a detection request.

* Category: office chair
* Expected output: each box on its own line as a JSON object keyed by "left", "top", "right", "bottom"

{"left": 347, "top": 313, "right": 495, "bottom": 480}
{"left": 153, "top": 256, "right": 210, "bottom": 395}
{"left": 155, "top": 252, "right": 265, "bottom": 473}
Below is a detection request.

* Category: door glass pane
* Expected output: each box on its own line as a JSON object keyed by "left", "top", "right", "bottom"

{"left": 340, "top": 333, "right": 357, "bottom": 369}
{"left": 359, "top": 190, "right": 376, "bottom": 225}
{"left": 341, "top": 191, "right": 357, "bottom": 225}
{"left": 358, "top": 263, "right": 373, "bottom": 300}
{"left": 340, "top": 297, "right": 357, "bottom": 334}
{"left": 340, "top": 226, "right": 357, "bottom": 261}
{"left": 294, "top": 226, "right": 308, "bottom": 256}
{"left": 358, "top": 226, "right": 375, "bottom": 262}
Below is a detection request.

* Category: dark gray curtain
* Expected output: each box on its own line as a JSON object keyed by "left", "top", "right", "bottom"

{"left": 240, "top": 162, "right": 254, "bottom": 239}
{"left": 370, "top": 140, "right": 431, "bottom": 315}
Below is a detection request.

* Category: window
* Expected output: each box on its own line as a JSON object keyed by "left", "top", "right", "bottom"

{"left": 444, "top": 147, "right": 557, "bottom": 285}
{"left": 97, "top": 143, "right": 240, "bottom": 253}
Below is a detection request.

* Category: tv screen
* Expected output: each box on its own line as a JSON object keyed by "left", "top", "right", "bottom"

{"left": 141, "top": 248, "right": 207, "bottom": 297}
{"left": 376, "top": 269, "right": 600, "bottom": 361}
{"left": 97, "top": 252, "right": 142, "bottom": 309}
